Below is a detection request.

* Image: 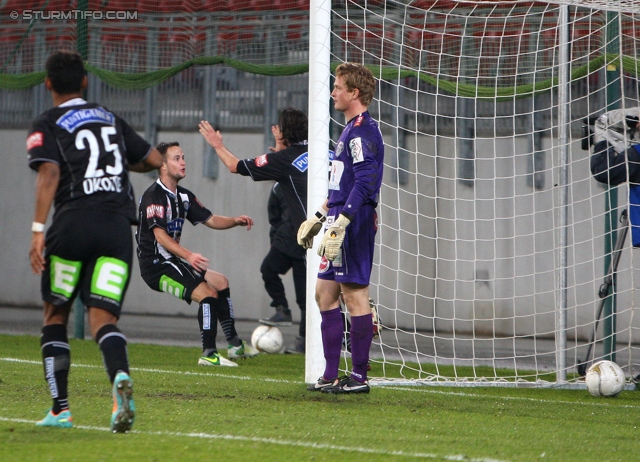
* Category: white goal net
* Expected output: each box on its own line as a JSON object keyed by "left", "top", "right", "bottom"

{"left": 307, "top": 0, "right": 640, "bottom": 387}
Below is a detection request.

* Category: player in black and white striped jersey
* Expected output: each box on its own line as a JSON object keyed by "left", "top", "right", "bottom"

{"left": 136, "top": 141, "right": 258, "bottom": 367}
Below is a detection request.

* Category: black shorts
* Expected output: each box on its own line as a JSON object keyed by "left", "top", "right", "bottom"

{"left": 42, "top": 209, "right": 133, "bottom": 318}
{"left": 139, "top": 257, "right": 204, "bottom": 304}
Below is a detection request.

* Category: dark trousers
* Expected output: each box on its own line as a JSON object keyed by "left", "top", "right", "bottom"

{"left": 260, "top": 246, "right": 306, "bottom": 337}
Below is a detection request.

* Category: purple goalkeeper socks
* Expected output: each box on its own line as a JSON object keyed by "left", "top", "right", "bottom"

{"left": 321, "top": 307, "right": 344, "bottom": 380}
{"left": 350, "top": 313, "right": 374, "bottom": 383}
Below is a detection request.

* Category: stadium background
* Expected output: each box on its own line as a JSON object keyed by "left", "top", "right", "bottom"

{"left": 0, "top": 1, "right": 317, "bottom": 322}
{"left": 2, "top": 1, "right": 640, "bottom": 370}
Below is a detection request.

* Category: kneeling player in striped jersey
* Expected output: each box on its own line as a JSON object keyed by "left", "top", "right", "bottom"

{"left": 136, "top": 141, "right": 258, "bottom": 366}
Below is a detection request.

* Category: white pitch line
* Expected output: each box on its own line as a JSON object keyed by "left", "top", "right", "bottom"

{"left": 5, "top": 358, "right": 640, "bottom": 409}
{"left": 0, "top": 357, "right": 293, "bottom": 383}
{"left": 4, "top": 356, "right": 639, "bottom": 411}
{"left": 0, "top": 416, "right": 508, "bottom": 462}
{"left": 389, "top": 386, "right": 640, "bottom": 409}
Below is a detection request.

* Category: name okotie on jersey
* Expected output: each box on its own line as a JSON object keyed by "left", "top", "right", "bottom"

{"left": 27, "top": 101, "right": 151, "bottom": 222}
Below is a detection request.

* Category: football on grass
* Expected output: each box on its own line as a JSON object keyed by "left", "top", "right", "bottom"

{"left": 251, "top": 325, "right": 283, "bottom": 354}
{"left": 585, "top": 360, "right": 626, "bottom": 397}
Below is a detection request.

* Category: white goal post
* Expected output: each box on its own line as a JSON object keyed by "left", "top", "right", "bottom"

{"left": 306, "top": 0, "right": 640, "bottom": 388}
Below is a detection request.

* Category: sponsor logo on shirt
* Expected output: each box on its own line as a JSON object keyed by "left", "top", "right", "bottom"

{"left": 179, "top": 193, "right": 190, "bottom": 212}
{"left": 292, "top": 151, "right": 308, "bottom": 172}
{"left": 350, "top": 137, "right": 364, "bottom": 163}
{"left": 318, "top": 255, "right": 330, "bottom": 273}
{"left": 146, "top": 204, "right": 164, "bottom": 219}
{"left": 354, "top": 115, "right": 364, "bottom": 127}
{"left": 255, "top": 154, "right": 268, "bottom": 167}
{"left": 56, "top": 107, "right": 115, "bottom": 133}
{"left": 27, "top": 131, "right": 44, "bottom": 150}
{"left": 167, "top": 218, "right": 184, "bottom": 235}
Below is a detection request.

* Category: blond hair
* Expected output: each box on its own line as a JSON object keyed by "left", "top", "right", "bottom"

{"left": 335, "top": 63, "right": 376, "bottom": 107}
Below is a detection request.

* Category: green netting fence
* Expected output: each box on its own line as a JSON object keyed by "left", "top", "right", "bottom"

{"left": 2, "top": 2, "right": 638, "bottom": 100}
{"left": 1, "top": 55, "right": 639, "bottom": 101}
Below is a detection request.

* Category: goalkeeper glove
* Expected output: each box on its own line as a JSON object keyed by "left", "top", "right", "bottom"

{"left": 317, "top": 214, "right": 351, "bottom": 261}
{"left": 297, "top": 208, "right": 327, "bottom": 249}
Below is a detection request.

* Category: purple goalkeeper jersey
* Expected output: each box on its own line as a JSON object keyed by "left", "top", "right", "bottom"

{"left": 328, "top": 111, "right": 384, "bottom": 219}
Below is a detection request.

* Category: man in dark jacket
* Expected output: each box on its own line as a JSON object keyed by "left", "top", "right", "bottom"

{"left": 199, "top": 107, "right": 309, "bottom": 354}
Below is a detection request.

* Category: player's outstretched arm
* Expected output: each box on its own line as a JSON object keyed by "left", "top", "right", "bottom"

{"left": 129, "top": 147, "right": 163, "bottom": 172}
{"left": 153, "top": 227, "right": 209, "bottom": 271}
{"left": 198, "top": 121, "right": 240, "bottom": 173}
{"left": 30, "top": 162, "right": 59, "bottom": 275}
{"left": 204, "top": 214, "right": 253, "bottom": 231}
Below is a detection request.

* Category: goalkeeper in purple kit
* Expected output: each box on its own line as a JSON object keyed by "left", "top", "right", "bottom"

{"left": 298, "top": 63, "right": 384, "bottom": 394}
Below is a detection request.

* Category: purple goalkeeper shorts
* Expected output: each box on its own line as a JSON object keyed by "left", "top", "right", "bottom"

{"left": 317, "top": 204, "right": 377, "bottom": 286}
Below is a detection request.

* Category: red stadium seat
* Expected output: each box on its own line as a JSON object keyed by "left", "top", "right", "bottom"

{"left": 359, "top": 23, "right": 395, "bottom": 63}
{"left": 138, "top": 0, "right": 184, "bottom": 13}
{"left": 474, "top": 24, "right": 530, "bottom": 56}
{"left": 224, "top": 0, "right": 252, "bottom": 10}
{"left": 571, "top": 24, "right": 601, "bottom": 86}
{"left": 286, "top": 15, "right": 306, "bottom": 40}
{"left": 101, "top": 29, "right": 149, "bottom": 72}
{"left": 157, "top": 28, "right": 194, "bottom": 69}
{"left": 1, "top": 0, "right": 38, "bottom": 13}
{"left": 535, "top": 24, "right": 558, "bottom": 69}
{"left": 190, "top": 28, "right": 208, "bottom": 53}
{"left": 336, "top": 24, "right": 361, "bottom": 62}
{"left": 472, "top": 25, "right": 529, "bottom": 79}
{"left": 410, "top": 0, "right": 540, "bottom": 12}
{"left": 102, "top": 0, "right": 137, "bottom": 10}
{"left": 622, "top": 26, "right": 640, "bottom": 57}
{"left": 337, "top": 23, "right": 397, "bottom": 65}
{"left": 272, "top": 0, "right": 302, "bottom": 9}
{"left": 0, "top": 30, "right": 24, "bottom": 60}
{"left": 539, "top": 24, "right": 558, "bottom": 48}
{"left": 571, "top": 24, "right": 602, "bottom": 59}
{"left": 100, "top": 30, "right": 126, "bottom": 71}
{"left": 0, "top": 30, "right": 36, "bottom": 72}
{"left": 216, "top": 29, "right": 239, "bottom": 54}
{"left": 125, "top": 31, "right": 147, "bottom": 44}
{"left": 42, "top": 0, "right": 75, "bottom": 11}
{"left": 346, "top": 0, "right": 384, "bottom": 7}
{"left": 46, "top": 29, "right": 76, "bottom": 50}
{"left": 124, "top": 30, "right": 148, "bottom": 66}
{"left": 250, "top": 0, "right": 303, "bottom": 14}
{"left": 408, "top": 1, "right": 457, "bottom": 11}
{"left": 181, "top": 0, "right": 202, "bottom": 12}
{"left": 404, "top": 23, "right": 462, "bottom": 75}
{"left": 405, "top": 28, "right": 446, "bottom": 71}
{"left": 248, "top": 0, "right": 272, "bottom": 10}
{"left": 199, "top": 0, "right": 227, "bottom": 12}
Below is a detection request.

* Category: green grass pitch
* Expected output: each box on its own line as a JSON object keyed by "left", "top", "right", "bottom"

{"left": 1, "top": 334, "right": 639, "bottom": 461}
